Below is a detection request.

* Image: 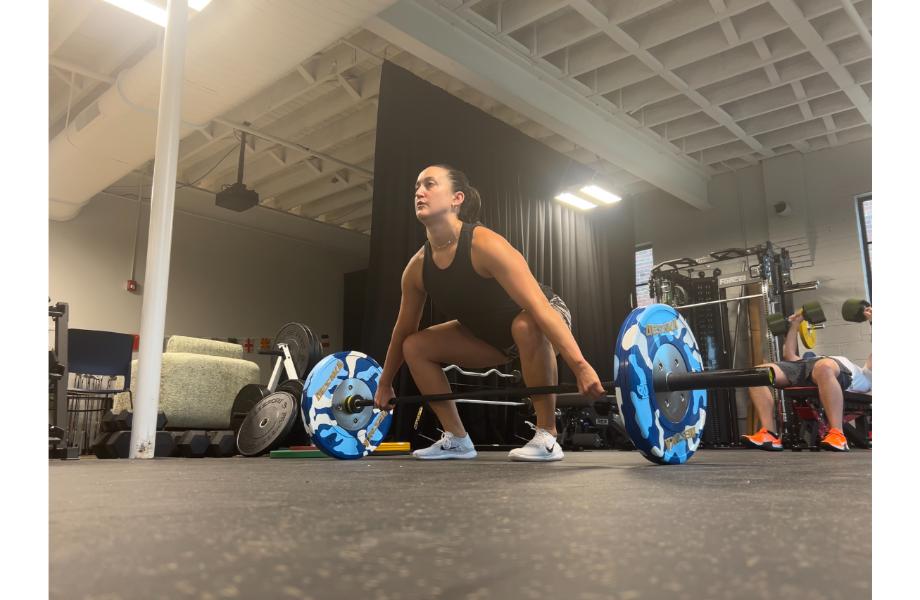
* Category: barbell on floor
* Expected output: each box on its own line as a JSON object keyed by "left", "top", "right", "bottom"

{"left": 297, "top": 303, "right": 786, "bottom": 465}
{"left": 338, "top": 367, "right": 773, "bottom": 413}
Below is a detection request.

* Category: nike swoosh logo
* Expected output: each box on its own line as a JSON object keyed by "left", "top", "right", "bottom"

{"left": 545, "top": 444, "right": 556, "bottom": 453}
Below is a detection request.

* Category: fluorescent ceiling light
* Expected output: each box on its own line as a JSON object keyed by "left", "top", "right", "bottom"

{"left": 580, "top": 185, "right": 621, "bottom": 204}
{"left": 555, "top": 192, "right": 597, "bottom": 210}
{"left": 103, "top": 0, "right": 212, "bottom": 27}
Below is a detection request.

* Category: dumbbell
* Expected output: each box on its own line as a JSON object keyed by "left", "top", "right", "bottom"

{"left": 92, "top": 431, "right": 176, "bottom": 458}
{"left": 766, "top": 301, "right": 826, "bottom": 349}
{"left": 842, "top": 298, "right": 871, "bottom": 322}
{"left": 177, "top": 430, "right": 210, "bottom": 458}
{"left": 101, "top": 409, "right": 168, "bottom": 432}
{"left": 206, "top": 430, "right": 237, "bottom": 457}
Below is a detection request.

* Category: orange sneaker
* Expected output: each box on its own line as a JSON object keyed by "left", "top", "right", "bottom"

{"left": 741, "top": 428, "right": 783, "bottom": 451}
{"left": 819, "top": 428, "right": 850, "bottom": 452}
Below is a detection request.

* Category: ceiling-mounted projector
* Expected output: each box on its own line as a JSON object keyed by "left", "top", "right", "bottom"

{"left": 216, "top": 182, "right": 259, "bottom": 212}
{"left": 216, "top": 128, "right": 259, "bottom": 212}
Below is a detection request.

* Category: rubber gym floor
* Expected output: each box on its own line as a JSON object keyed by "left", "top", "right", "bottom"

{"left": 50, "top": 449, "right": 870, "bottom": 600}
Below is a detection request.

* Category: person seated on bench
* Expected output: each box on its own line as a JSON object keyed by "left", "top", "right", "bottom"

{"left": 742, "top": 304, "right": 872, "bottom": 452}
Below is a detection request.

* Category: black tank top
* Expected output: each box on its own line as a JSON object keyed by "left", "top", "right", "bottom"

{"left": 422, "top": 222, "right": 554, "bottom": 351}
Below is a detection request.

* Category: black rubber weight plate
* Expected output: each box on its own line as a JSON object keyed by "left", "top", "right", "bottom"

{"left": 230, "top": 384, "right": 270, "bottom": 434}
{"left": 273, "top": 323, "right": 313, "bottom": 379}
{"left": 277, "top": 379, "right": 311, "bottom": 444}
{"left": 236, "top": 391, "right": 298, "bottom": 456}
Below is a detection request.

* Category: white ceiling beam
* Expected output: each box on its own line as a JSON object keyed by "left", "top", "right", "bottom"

{"left": 272, "top": 169, "right": 358, "bottom": 212}
{"left": 768, "top": 0, "right": 871, "bottom": 123}
{"left": 708, "top": 0, "right": 741, "bottom": 46}
{"left": 296, "top": 64, "right": 316, "bottom": 84}
{"left": 533, "top": 11, "right": 597, "bottom": 58}
{"left": 206, "top": 99, "right": 380, "bottom": 189}
{"left": 688, "top": 102, "right": 856, "bottom": 154}
{"left": 49, "top": 0, "right": 95, "bottom": 54}
{"left": 301, "top": 184, "right": 375, "bottom": 219}
{"left": 626, "top": 6, "right": 866, "bottom": 116}
{"left": 337, "top": 74, "right": 363, "bottom": 101}
{"left": 177, "top": 39, "right": 381, "bottom": 166}
{"left": 48, "top": 57, "right": 115, "bottom": 85}
{"left": 568, "top": 0, "right": 772, "bottom": 160}
{"left": 790, "top": 80, "right": 814, "bottom": 119}
{"left": 823, "top": 115, "right": 839, "bottom": 145}
{"left": 498, "top": 0, "right": 567, "bottom": 35}
{"left": 215, "top": 119, "right": 374, "bottom": 179}
{"left": 710, "top": 116, "right": 867, "bottom": 165}
{"left": 179, "top": 139, "right": 240, "bottom": 188}
{"left": 602, "top": 0, "right": 673, "bottom": 25}
{"left": 555, "top": 0, "right": 773, "bottom": 84}
{"left": 640, "top": 33, "right": 868, "bottom": 128}
{"left": 343, "top": 215, "right": 374, "bottom": 232}
{"left": 751, "top": 38, "right": 782, "bottom": 85}
{"left": 559, "top": 37, "right": 630, "bottom": 78}
{"left": 837, "top": 0, "right": 871, "bottom": 50}
{"left": 623, "top": 0, "right": 765, "bottom": 51}
{"left": 269, "top": 147, "right": 290, "bottom": 167}
{"left": 325, "top": 200, "right": 375, "bottom": 225}
{"left": 183, "top": 67, "right": 381, "bottom": 184}
{"left": 369, "top": 0, "right": 710, "bottom": 209}
{"left": 50, "top": 66, "right": 76, "bottom": 89}
{"left": 260, "top": 133, "right": 376, "bottom": 203}
{"left": 275, "top": 160, "right": 375, "bottom": 211}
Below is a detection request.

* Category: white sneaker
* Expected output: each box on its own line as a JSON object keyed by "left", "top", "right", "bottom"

{"left": 412, "top": 431, "right": 477, "bottom": 460}
{"left": 508, "top": 428, "right": 564, "bottom": 462}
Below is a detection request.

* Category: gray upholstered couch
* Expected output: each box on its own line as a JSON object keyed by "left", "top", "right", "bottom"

{"left": 114, "top": 336, "right": 260, "bottom": 429}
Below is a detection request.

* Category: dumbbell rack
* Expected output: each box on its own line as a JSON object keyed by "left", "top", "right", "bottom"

{"left": 49, "top": 301, "right": 69, "bottom": 431}
{"left": 49, "top": 301, "right": 82, "bottom": 459}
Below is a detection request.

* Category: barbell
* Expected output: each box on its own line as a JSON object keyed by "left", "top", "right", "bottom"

{"left": 298, "top": 303, "right": 780, "bottom": 465}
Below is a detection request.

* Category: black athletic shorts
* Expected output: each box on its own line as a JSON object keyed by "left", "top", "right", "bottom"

{"left": 774, "top": 357, "right": 852, "bottom": 390}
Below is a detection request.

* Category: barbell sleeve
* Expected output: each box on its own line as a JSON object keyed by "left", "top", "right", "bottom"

{"left": 341, "top": 367, "right": 775, "bottom": 412}
{"left": 653, "top": 367, "right": 774, "bottom": 392}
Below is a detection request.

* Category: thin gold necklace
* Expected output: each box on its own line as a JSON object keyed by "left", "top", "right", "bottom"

{"left": 432, "top": 237, "right": 455, "bottom": 251}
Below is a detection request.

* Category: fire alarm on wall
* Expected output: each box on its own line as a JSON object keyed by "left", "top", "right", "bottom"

{"left": 126, "top": 280, "right": 138, "bottom": 292}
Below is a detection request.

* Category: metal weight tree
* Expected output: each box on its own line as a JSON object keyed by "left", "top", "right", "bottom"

{"left": 648, "top": 243, "right": 819, "bottom": 446}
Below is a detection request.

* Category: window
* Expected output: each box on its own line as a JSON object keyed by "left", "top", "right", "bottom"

{"left": 856, "top": 194, "right": 871, "bottom": 298}
{"left": 635, "top": 244, "right": 654, "bottom": 307}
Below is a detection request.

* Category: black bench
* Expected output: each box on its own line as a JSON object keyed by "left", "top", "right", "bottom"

{"left": 780, "top": 387, "right": 871, "bottom": 449}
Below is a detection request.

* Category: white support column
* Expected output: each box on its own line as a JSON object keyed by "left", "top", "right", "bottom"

{"left": 130, "top": 0, "right": 188, "bottom": 459}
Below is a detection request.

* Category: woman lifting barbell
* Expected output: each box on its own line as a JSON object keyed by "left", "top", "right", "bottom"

{"left": 372, "top": 164, "right": 605, "bottom": 462}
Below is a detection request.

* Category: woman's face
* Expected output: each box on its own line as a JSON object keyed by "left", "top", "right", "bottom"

{"left": 414, "top": 166, "right": 462, "bottom": 223}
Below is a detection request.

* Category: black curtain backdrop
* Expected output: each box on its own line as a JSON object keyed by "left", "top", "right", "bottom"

{"left": 363, "top": 61, "right": 635, "bottom": 442}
